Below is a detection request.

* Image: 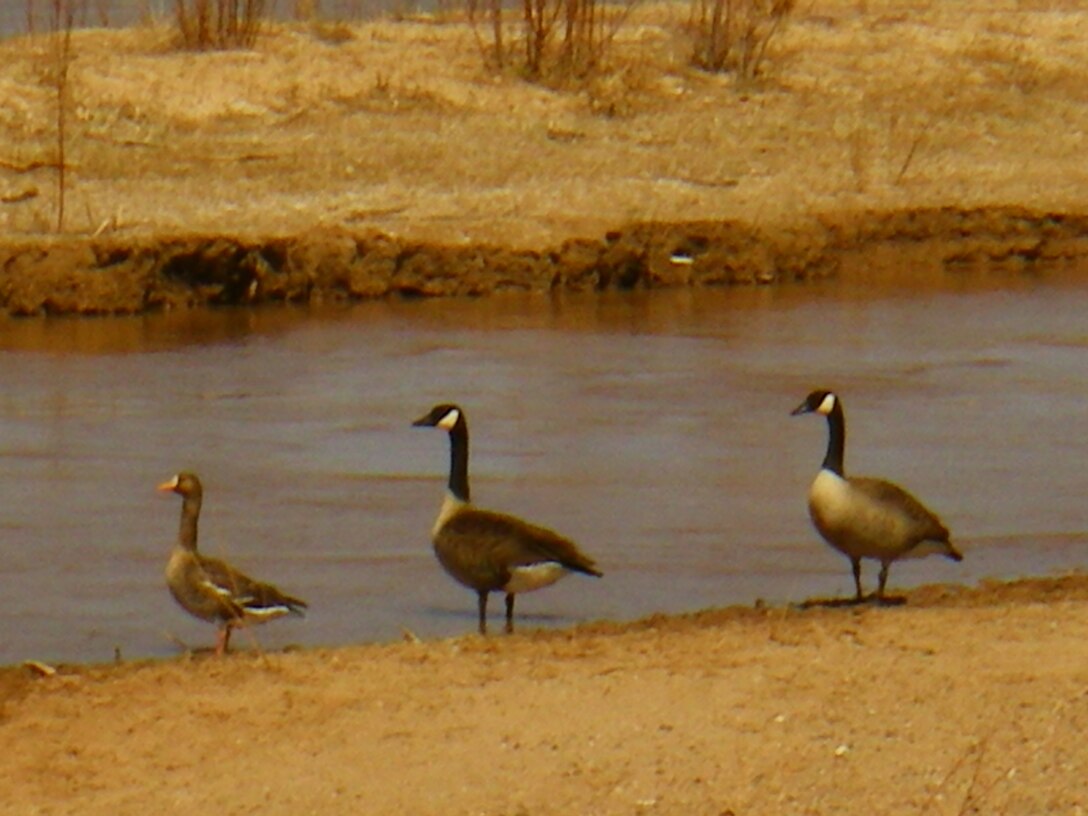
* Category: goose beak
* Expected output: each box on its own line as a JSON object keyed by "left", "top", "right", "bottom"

{"left": 790, "top": 400, "right": 812, "bottom": 416}
{"left": 411, "top": 414, "right": 433, "bottom": 428}
{"left": 157, "top": 476, "right": 179, "bottom": 493}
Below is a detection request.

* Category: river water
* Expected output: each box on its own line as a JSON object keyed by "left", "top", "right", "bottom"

{"left": 2, "top": 272, "right": 1086, "bottom": 664}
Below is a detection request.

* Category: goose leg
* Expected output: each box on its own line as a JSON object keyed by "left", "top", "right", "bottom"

{"left": 876, "top": 561, "right": 891, "bottom": 603}
{"left": 851, "top": 558, "right": 864, "bottom": 602}
{"left": 215, "top": 624, "right": 232, "bottom": 657}
{"left": 505, "top": 593, "right": 515, "bottom": 634}
{"left": 476, "top": 590, "right": 489, "bottom": 635}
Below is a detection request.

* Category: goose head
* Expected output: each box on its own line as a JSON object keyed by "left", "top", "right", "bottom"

{"left": 158, "top": 471, "right": 202, "bottom": 500}
{"left": 412, "top": 404, "right": 465, "bottom": 432}
{"left": 791, "top": 389, "right": 838, "bottom": 417}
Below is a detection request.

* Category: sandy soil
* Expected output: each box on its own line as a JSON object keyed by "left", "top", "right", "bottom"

{"left": 1, "top": 0, "right": 1088, "bottom": 312}
{"left": 2, "top": 575, "right": 1087, "bottom": 815}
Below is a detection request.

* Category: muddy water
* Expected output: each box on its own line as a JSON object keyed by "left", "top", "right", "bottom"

{"left": 2, "top": 273, "right": 1087, "bottom": 664}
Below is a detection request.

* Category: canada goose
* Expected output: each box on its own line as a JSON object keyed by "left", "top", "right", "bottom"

{"left": 791, "top": 390, "right": 963, "bottom": 603}
{"left": 412, "top": 404, "right": 602, "bottom": 634}
{"left": 158, "top": 472, "right": 307, "bottom": 655}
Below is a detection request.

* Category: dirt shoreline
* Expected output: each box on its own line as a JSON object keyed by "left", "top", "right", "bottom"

{"left": 2, "top": 573, "right": 1087, "bottom": 814}
{"left": 2, "top": 205, "right": 1087, "bottom": 315}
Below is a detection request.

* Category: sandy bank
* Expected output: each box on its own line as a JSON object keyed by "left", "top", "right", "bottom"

{"left": 2, "top": 575, "right": 1086, "bottom": 814}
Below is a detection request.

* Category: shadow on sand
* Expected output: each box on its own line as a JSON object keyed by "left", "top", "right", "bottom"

{"left": 794, "top": 594, "right": 907, "bottom": 610}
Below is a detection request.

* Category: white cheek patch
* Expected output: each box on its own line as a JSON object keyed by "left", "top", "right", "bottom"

{"left": 437, "top": 409, "right": 460, "bottom": 431}
{"left": 504, "top": 562, "right": 570, "bottom": 594}
{"left": 817, "top": 393, "right": 837, "bottom": 415}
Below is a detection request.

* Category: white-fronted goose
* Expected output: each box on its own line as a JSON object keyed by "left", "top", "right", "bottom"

{"left": 158, "top": 472, "right": 306, "bottom": 655}
{"left": 412, "top": 404, "right": 602, "bottom": 634}
{"left": 791, "top": 390, "right": 963, "bottom": 603}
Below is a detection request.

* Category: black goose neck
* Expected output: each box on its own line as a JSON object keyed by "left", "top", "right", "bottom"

{"left": 177, "top": 493, "right": 201, "bottom": 552}
{"left": 822, "top": 401, "right": 846, "bottom": 476}
{"left": 447, "top": 417, "right": 470, "bottom": 502}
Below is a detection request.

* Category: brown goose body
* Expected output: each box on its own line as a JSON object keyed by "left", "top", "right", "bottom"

{"left": 792, "top": 391, "right": 962, "bottom": 603}
{"left": 808, "top": 471, "right": 953, "bottom": 562}
{"left": 414, "top": 405, "right": 602, "bottom": 634}
{"left": 159, "top": 472, "right": 307, "bottom": 655}
{"left": 434, "top": 501, "right": 602, "bottom": 595}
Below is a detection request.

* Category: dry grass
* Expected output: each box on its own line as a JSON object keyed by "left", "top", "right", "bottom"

{"left": 1, "top": 1, "right": 1088, "bottom": 244}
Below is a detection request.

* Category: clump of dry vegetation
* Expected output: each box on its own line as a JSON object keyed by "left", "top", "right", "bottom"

{"left": 162, "top": 0, "right": 791, "bottom": 85}
{"left": 173, "top": 0, "right": 266, "bottom": 49}
{"left": 688, "top": 0, "right": 795, "bottom": 77}
{"left": 467, "top": 0, "right": 639, "bottom": 81}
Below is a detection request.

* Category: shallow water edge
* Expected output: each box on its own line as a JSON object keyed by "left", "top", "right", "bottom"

{"left": 5, "top": 573, "right": 1088, "bottom": 674}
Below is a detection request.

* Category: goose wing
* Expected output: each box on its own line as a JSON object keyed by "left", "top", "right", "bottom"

{"left": 196, "top": 554, "right": 308, "bottom": 618}
{"left": 441, "top": 508, "right": 602, "bottom": 578}
{"left": 849, "top": 477, "right": 950, "bottom": 541}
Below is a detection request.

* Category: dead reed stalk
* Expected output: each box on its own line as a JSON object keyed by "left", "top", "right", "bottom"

{"left": 558, "top": 0, "right": 635, "bottom": 78}
{"left": 690, "top": 0, "right": 795, "bottom": 78}
{"left": 468, "top": 0, "right": 635, "bottom": 81}
{"left": 49, "top": 0, "right": 75, "bottom": 233}
{"left": 173, "top": 0, "right": 267, "bottom": 49}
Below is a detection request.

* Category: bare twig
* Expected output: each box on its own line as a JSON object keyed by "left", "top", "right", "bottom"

{"left": 50, "top": 0, "right": 75, "bottom": 233}
{"left": 921, "top": 735, "right": 998, "bottom": 816}
{"left": 895, "top": 121, "right": 933, "bottom": 185}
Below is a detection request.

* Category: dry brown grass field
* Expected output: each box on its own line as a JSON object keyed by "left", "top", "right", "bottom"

{"left": 0, "top": 0, "right": 1086, "bottom": 311}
